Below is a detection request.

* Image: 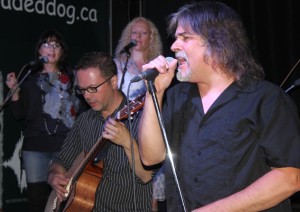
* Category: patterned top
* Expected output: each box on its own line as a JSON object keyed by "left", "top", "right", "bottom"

{"left": 53, "top": 96, "right": 152, "bottom": 211}
{"left": 10, "top": 72, "right": 80, "bottom": 152}
{"left": 38, "top": 72, "right": 78, "bottom": 129}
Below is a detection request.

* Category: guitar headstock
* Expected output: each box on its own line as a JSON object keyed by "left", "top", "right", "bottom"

{"left": 116, "top": 94, "right": 145, "bottom": 121}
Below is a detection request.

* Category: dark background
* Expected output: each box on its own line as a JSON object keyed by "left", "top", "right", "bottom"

{"left": 113, "top": 0, "right": 300, "bottom": 113}
{"left": 1, "top": 0, "right": 300, "bottom": 211}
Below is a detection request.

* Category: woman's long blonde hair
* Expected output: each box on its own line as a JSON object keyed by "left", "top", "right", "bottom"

{"left": 114, "top": 17, "right": 162, "bottom": 61}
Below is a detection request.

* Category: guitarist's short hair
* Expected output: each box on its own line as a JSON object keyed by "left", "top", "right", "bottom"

{"left": 74, "top": 52, "right": 117, "bottom": 78}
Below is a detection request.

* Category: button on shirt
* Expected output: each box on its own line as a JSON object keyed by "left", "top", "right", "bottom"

{"left": 163, "top": 81, "right": 300, "bottom": 212}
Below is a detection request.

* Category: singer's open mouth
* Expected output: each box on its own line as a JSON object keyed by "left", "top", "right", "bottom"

{"left": 176, "top": 57, "right": 187, "bottom": 65}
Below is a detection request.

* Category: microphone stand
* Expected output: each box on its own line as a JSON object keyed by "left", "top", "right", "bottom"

{"left": 280, "top": 58, "right": 300, "bottom": 88}
{"left": 119, "top": 51, "right": 131, "bottom": 90}
{"left": 147, "top": 80, "right": 187, "bottom": 212}
{"left": 0, "top": 66, "right": 32, "bottom": 112}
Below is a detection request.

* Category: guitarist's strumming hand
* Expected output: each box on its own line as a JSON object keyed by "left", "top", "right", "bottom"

{"left": 48, "top": 164, "right": 70, "bottom": 202}
{"left": 102, "top": 118, "right": 132, "bottom": 150}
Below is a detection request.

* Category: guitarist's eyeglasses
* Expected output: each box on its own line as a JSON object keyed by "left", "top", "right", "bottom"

{"left": 75, "top": 75, "right": 113, "bottom": 95}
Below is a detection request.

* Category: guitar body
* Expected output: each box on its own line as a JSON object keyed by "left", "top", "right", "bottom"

{"left": 64, "top": 159, "right": 103, "bottom": 212}
{"left": 45, "top": 152, "right": 104, "bottom": 212}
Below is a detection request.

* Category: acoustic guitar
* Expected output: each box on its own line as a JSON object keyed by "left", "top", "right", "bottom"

{"left": 45, "top": 95, "right": 145, "bottom": 212}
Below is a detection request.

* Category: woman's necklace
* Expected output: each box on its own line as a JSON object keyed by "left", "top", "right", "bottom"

{"left": 132, "top": 59, "right": 146, "bottom": 71}
{"left": 40, "top": 71, "right": 62, "bottom": 136}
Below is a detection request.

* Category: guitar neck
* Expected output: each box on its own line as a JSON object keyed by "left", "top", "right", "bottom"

{"left": 68, "top": 94, "right": 145, "bottom": 183}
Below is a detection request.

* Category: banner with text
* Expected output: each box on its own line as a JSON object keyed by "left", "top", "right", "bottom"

{"left": 0, "top": 0, "right": 110, "bottom": 210}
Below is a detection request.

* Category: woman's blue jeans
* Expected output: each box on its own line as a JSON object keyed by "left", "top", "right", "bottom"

{"left": 22, "top": 151, "right": 57, "bottom": 183}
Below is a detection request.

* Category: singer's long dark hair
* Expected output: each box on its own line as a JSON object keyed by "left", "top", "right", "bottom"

{"left": 33, "top": 29, "right": 70, "bottom": 74}
{"left": 168, "top": 1, "right": 265, "bottom": 86}
{"left": 32, "top": 29, "right": 74, "bottom": 87}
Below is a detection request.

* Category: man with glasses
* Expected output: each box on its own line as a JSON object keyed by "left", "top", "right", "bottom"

{"left": 47, "top": 52, "right": 153, "bottom": 211}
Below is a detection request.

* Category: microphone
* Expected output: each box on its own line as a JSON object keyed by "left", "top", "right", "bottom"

{"left": 285, "top": 78, "right": 300, "bottom": 93}
{"left": 131, "top": 57, "right": 175, "bottom": 83}
{"left": 28, "top": 56, "right": 49, "bottom": 66}
{"left": 120, "top": 40, "right": 137, "bottom": 54}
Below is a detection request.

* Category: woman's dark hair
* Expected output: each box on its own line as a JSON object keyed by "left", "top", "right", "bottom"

{"left": 33, "top": 29, "right": 74, "bottom": 87}
{"left": 33, "top": 29, "right": 70, "bottom": 73}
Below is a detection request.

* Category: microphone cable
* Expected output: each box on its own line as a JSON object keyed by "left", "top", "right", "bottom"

{"left": 280, "top": 58, "right": 300, "bottom": 88}
{"left": 0, "top": 63, "right": 30, "bottom": 111}
{"left": 126, "top": 82, "right": 137, "bottom": 212}
{"left": 1, "top": 55, "right": 48, "bottom": 110}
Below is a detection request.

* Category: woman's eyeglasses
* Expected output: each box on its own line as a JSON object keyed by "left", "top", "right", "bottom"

{"left": 41, "top": 42, "right": 61, "bottom": 49}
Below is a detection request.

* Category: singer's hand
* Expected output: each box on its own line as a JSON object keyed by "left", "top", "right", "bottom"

{"left": 6, "top": 72, "right": 20, "bottom": 101}
{"left": 142, "top": 55, "right": 177, "bottom": 93}
{"left": 6, "top": 72, "right": 18, "bottom": 90}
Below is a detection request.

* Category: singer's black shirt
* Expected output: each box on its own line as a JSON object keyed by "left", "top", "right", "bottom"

{"left": 163, "top": 80, "right": 300, "bottom": 212}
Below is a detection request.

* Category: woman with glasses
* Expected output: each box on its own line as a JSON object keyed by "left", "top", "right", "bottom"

{"left": 5, "top": 29, "right": 81, "bottom": 212}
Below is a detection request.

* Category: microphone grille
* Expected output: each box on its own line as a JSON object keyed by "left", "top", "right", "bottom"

{"left": 294, "top": 78, "right": 300, "bottom": 86}
{"left": 166, "top": 57, "right": 175, "bottom": 64}
{"left": 131, "top": 40, "right": 137, "bottom": 46}
{"left": 40, "top": 56, "right": 49, "bottom": 63}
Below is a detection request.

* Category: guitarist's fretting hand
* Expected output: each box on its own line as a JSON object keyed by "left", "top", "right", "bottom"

{"left": 48, "top": 164, "right": 70, "bottom": 201}
{"left": 102, "top": 117, "right": 152, "bottom": 183}
{"left": 103, "top": 118, "right": 131, "bottom": 150}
